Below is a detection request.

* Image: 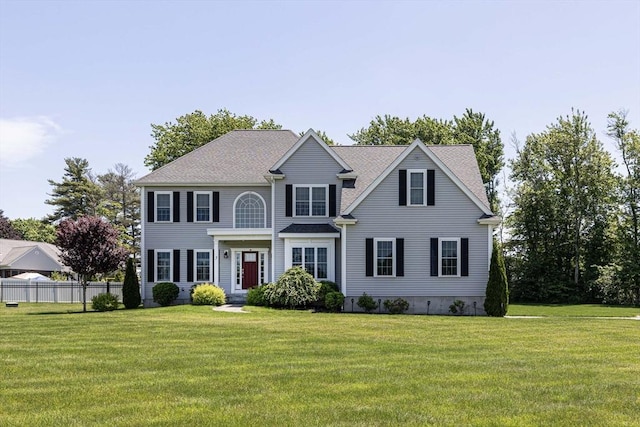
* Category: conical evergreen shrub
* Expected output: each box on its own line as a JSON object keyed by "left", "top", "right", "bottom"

{"left": 484, "top": 240, "right": 509, "bottom": 316}
{"left": 122, "top": 257, "right": 141, "bottom": 309}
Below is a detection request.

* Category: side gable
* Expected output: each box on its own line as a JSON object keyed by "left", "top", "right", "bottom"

{"left": 343, "top": 139, "right": 493, "bottom": 216}
{"left": 270, "top": 129, "right": 352, "bottom": 172}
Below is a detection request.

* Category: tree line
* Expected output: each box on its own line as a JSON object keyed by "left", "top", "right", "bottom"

{"left": 1, "top": 107, "right": 637, "bottom": 306}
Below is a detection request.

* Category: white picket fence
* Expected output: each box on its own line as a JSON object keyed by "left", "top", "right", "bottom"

{"left": 0, "top": 279, "right": 124, "bottom": 303}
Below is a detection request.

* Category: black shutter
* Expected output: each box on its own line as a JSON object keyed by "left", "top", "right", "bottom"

{"left": 147, "top": 192, "right": 154, "bottom": 223}
{"left": 213, "top": 192, "right": 220, "bottom": 222}
{"left": 329, "top": 184, "right": 337, "bottom": 217}
{"left": 365, "top": 238, "right": 374, "bottom": 277}
{"left": 173, "top": 249, "right": 180, "bottom": 282}
{"left": 173, "top": 192, "right": 180, "bottom": 222}
{"left": 187, "top": 192, "right": 194, "bottom": 222}
{"left": 147, "top": 249, "right": 154, "bottom": 282}
{"left": 461, "top": 238, "right": 469, "bottom": 277}
{"left": 396, "top": 238, "right": 404, "bottom": 277}
{"left": 187, "top": 250, "right": 194, "bottom": 282}
{"left": 399, "top": 169, "right": 407, "bottom": 206}
{"left": 430, "top": 238, "right": 439, "bottom": 276}
{"left": 285, "top": 185, "right": 293, "bottom": 217}
{"left": 427, "top": 169, "right": 435, "bottom": 206}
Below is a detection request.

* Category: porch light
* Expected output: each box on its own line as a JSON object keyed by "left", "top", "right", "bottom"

{"left": 223, "top": 250, "right": 229, "bottom": 259}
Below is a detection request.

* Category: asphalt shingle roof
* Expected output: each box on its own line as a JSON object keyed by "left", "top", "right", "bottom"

{"left": 279, "top": 224, "right": 341, "bottom": 234}
{"left": 135, "top": 130, "right": 300, "bottom": 185}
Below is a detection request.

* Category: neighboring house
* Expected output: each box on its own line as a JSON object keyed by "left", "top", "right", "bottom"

{"left": 0, "top": 239, "right": 69, "bottom": 278}
{"left": 135, "top": 129, "right": 501, "bottom": 314}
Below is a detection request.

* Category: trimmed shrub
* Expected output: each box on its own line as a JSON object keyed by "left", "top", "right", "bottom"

{"left": 449, "top": 299, "right": 466, "bottom": 315}
{"left": 325, "top": 291, "right": 345, "bottom": 312}
{"left": 191, "top": 283, "right": 226, "bottom": 306}
{"left": 263, "top": 267, "right": 320, "bottom": 309}
{"left": 91, "top": 293, "right": 119, "bottom": 311}
{"left": 122, "top": 257, "right": 141, "bottom": 309}
{"left": 247, "top": 285, "right": 267, "bottom": 306}
{"left": 383, "top": 298, "right": 409, "bottom": 314}
{"left": 484, "top": 241, "right": 509, "bottom": 316}
{"left": 357, "top": 292, "right": 378, "bottom": 313}
{"left": 152, "top": 282, "right": 179, "bottom": 306}
{"left": 316, "top": 280, "right": 340, "bottom": 309}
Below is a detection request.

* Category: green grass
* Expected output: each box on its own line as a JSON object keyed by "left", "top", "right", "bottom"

{"left": 508, "top": 303, "right": 640, "bottom": 317}
{"left": 1, "top": 304, "right": 639, "bottom": 426}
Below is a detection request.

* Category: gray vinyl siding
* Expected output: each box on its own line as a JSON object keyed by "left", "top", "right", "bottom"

{"left": 142, "top": 186, "right": 271, "bottom": 300}
{"left": 346, "top": 146, "right": 489, "bottom": 297}
{"left": 274, "top": 138, "right": 344, "bottom": 280}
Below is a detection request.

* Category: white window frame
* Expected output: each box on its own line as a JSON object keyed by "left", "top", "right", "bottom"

{"left": 155, "top": 191, "right": 173, "bottom": 222}
{"left": 439, "top": 238, "right": 461, "bottom": 277}
{"left": 230, "top": 247, "right": 270, "bottom": 292}
{"left": 374, "top": 238, "right": 396, "bottom": 277}
{"left": 233, "top": 191, "right": 267, "bottom": 228}
{"left": 407, "top": 169, "right": 427, "bottom": 207}
{"left": 194, "top": 191, "right": 212, "bottom": 223}
{"left": 194, "top": 249, "right": 213, "bottom": 282}
{"left": 284, "top": 238, "right": 335, "bottom": 281}
{"left": 155, "top": 249, "right": 173, "bottom": 282}
{"left": 293, "top": 184, "right": 329, "bottom": 217}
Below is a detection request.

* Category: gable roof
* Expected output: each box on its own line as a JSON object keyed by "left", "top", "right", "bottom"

{"left": 270, "top": 129, "right": 352, "bottom": 172}
{"left": 135, "top": 130, "right": 300, "bottom": 186}
{"left": 0, "top": 239, "right": 68, "bottom": 271}
{"left": 338, "top": 140, "right": 492, "bottom": 215}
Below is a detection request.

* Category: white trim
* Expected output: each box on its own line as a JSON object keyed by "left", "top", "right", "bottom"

{"left": 207, "top": 228, "right": 272, "bottom": 241}
{"left": 337, "top": 171, "right": 358, "bottom": 180}
{"left": 344, "top": 139, "right": 493, "bottom": 215}
{"left": 407, "top": 169, "right": 427, "bottom": 206}
{"left": 293, "top": 184, "right": 329, "bottom": 217}
{"left": 333, "top": 216, "right": 358, "bottom": 226}
{"left": 283, "top": 238, "right": 335, "bottom": 281}
{"left": 478, "top": 216, "right": 502, "bottom": 225}
{"left": 140, "top": 186, "right": 146, "bottom": 300}
{"left": 340, "top": 224, "right": 347, "bottom": 295}
{"left": 271, "top": 129, "right": 351, "bottom": 172}
{"left": 136, "top": 182, "right": 271, "bottom": 187}
{"left": 193, "top": 191, "right": 213, "bottom": 223}
{"left": 193, "top": 249, "right": 213, "bottom": 282}
{"left": 373, "top": 238, "right": 396, "bottom": 278}
{"left": 229, "top": 247, "right": 269, "bottom": 293}
{"left": 214, "top": 239, "right": 220, "bottom": 285}
{"left": 154, "top": 249, "right": 173, "bottom": 282}
{"left": 438, "top": 238, "right": 461, "bottom": 277}
{"left": 488, "top": 226, "right": 493, "bottom": 272}
{"left": 271, "top": 178, "right": 276, "bottom": 282}
{"left": 232, "top": 191, "right": 267, "bottom": 228}
{"left": 154, "top": 191, "right": 173, "bottom": 222}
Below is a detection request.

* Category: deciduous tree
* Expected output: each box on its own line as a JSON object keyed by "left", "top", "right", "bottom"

{"left": 56, "top": 216, "right": 128, "bottom": 312}
{"left": 10, "top": 218, "right": 56, "bottom": 243}
{"left": 0, "top": 209, "right": 21, "bottom": 239}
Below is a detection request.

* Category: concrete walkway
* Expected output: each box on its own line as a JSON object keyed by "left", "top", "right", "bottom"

{"left": 213, "top": 304, "right": 248, "bottom": 313}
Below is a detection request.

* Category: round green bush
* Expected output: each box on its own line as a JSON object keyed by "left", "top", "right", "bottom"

{"left": 91, "top": 293, "right": 119, "bottom": 311}
{"left": 191, "top": 283, "right": 226, "bottom": 306}
{"left": 152, "top": 282, "right": 179, "bottom": 306}
{"left": 357, "top": 292, "right": 378, "bottom": 313}
{"left": 316, "top": 280, "right": 339, "bottom": 309}
{"left": 247, "top": 285, "right": 267, "bottom": 306}
{"left": 383, "top": 297, "right": 410, "bottom": 314}
{"left": 325, "top": 291, "right": 345, "bottom": 312}
{"left": 263, "top": 267, "right": 320, "bottom": 309}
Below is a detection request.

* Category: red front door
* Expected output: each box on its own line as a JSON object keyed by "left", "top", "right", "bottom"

{"left": 242, "top": 252, "right": 258, "bottom": 289}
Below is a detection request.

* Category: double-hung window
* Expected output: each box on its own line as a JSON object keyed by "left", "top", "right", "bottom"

{"left": 155, "top": 192, "right": 172, "bottom": 222}
{"left": 295, "top": 185, "right": 327, "bottom": 217}
{"left": 195, "top": 250, "right": 212, "bottom": 282}
{"left": 375, "top": 238, "right": 395, "bottom": 277}
{"left": 156, "top": 250, "right": 172, "bottom": 282}
{"left": 440, "top": 238, "right": 460, "bottom": 277}
{"left": 407, "top": 169, "right": 426, "bottom": 206}
{"left": 195, "top": 192, "right": 211, "bottom": 222}
{"left": 291, "top": 246, "right": 329, "bottom": 280}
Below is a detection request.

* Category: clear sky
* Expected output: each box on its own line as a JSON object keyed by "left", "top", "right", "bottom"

{"left": 1, "top": 0, "right": 638, "bottom": 220}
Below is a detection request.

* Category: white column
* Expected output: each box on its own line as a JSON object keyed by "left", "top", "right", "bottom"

{"left": 214, "top": 238, "right": 220, "bottom": 285}
{"left": 341, "top": 224, "right": 348, "bottom": 295}
{"left": 271, "top": 178, "right": 276, "bottom": 282}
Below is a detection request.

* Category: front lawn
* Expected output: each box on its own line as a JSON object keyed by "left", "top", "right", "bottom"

{"left": 508, "top": 303, "right": 640, "bottom": 317}
{"left": 1, "top": 304, "right": 638, "bottom": 426}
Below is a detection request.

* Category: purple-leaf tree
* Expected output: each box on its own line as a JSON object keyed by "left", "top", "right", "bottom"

{"left": 56, "top": 216, "right": 128, "bottom": 312}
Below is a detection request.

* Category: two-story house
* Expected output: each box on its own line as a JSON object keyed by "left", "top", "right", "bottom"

{"left": 135, "top": 129, "right": 500, "bottom": 314}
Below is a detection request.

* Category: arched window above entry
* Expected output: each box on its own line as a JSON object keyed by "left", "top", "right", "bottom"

{"left": 234, "top": 192, "right": 266, "bottom": 228}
